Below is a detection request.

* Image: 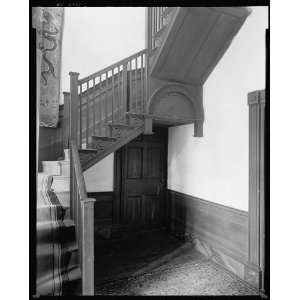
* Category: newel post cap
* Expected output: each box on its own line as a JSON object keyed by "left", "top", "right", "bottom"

{"left": 69, "top": 71, "right": 80, "bottom": 77}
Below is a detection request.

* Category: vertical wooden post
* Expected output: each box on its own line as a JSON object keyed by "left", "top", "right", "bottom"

{"left": 69, "top": 72, "right": 79, "bottom": 218}
{"left": 145, "top": 7, "right": 151, "bottom": 50}
{"left": 81, "top": 198, "right": 96, "bottom": 295}
{"left": 69, "top": 72, "right": 80, "bottom": 145}
{"left": 248, "top": 90, "right": 265, "bottom": 290}
{"left": 63, "top": 92, "right": 71, "bottom": 149}
{"left": 123, "top": 63, "right": 128, "bottom": 122}
{"left": 145, "top": 50, "right": 149, "bottom": 112}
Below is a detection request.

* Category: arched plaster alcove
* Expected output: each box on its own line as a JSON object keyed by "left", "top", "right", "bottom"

{"left": 146, "top": 83, "right": 204, "bottom": 137}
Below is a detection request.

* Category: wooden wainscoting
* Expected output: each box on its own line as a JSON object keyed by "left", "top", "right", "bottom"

{"left": 166, "top": 190, "right": 258, "bottom": 289}
{"left": 87, "top": 192, "right": 113, "bottom": 238}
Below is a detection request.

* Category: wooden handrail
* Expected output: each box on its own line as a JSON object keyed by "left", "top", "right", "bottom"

{"left": 70, "top": 139, "right": 95, "bottom": 295}
{"left": 70, "top": 49, "right": 148, "bottom": 148}
{"left": 71, "top": 140, "right": 87, "bottom": 199}
{"left": 78, "top": 49, "right": 147, "bottom": 84}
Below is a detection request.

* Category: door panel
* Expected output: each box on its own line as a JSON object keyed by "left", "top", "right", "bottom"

{"left": 127, "top": 147, "right": 143, "bottom": 178}
{"left": 146, "top": 147, "right": 161, "bottom": 178}
{"left": 120, "top": 128, "right": 167, "bottom": 229}
{"left": 125, "top": 196, "right": 141, "bottom": 224}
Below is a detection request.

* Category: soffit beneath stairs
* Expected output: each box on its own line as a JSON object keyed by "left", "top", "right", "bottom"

{"left": 151, "top": 7, "right": 251, "bottom": 85}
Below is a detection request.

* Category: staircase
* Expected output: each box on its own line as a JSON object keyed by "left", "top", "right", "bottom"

{"left": 37, "top": 150, "right": 80, "bottom": 295}
{"left": 36, "top": 7, "right": 251, "bottom": 296}
{"left": 66, "top": 49, "right": 148, "bottom": 171}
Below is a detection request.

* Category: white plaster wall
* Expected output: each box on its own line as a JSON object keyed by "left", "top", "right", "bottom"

{"left": 61, "top": 7, "right": 145, "bottom": 103}
{"left": 83, "top": 154, "right": 114, "bottom": 192}
{"left": 61, "top": 8, "right": 145, "bottom": 192}
{"left": 167, "top": 7, "right": 268, "bottom": 211}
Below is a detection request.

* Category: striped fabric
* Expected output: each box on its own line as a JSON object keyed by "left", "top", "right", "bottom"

{"left": 36, "top": 174, "right": 79, "bottom": 295}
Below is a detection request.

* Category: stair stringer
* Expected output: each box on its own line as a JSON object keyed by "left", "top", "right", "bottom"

{"left": 81, "top": 125, "right": 144, "bottom": 171}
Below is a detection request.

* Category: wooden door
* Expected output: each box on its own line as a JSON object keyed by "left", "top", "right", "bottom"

{"left": 120, "top": 128, "right": 167, "bottom": 229}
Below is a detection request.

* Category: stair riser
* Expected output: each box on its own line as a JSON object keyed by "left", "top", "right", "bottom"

{"left": 42, "top": 161, "right": 70, "bottom": 177}
{"left": 42, "top": 162, "right": 61, "bottom": 176}
{"left": 52, "top": 177, "right": 70, "bottom": 192}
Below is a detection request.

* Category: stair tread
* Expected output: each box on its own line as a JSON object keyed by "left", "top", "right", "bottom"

{"left": 92, "top": 135, "right": 117, "bottom": 141}
{"left": 107, "top": 123, "right": 136, "bottom": 128}
{"left": 78, "top": 148, "right": 98, "bottom": 153}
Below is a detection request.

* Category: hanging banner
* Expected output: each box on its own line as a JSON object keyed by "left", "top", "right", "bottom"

{"left": 34, "top": 7, "right": 64, "bottom": 127}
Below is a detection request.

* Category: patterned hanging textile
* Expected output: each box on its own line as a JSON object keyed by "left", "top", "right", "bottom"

{"left": 33, "top": 7, "right": 64, "bottom": 127}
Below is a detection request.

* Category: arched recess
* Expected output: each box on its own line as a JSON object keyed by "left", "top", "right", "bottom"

{"left": 146, "top": 83, "right": 204, "bottom": 137}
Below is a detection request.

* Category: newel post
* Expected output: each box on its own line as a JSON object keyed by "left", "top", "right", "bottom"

{"left": 63, "top": 92, "right": 71, "bottom": 149}
{"left": 81, "top": 198, "right": 96, "bottom": 295}
{"left": 69, "top": 72, "right": 80, "bottom": 146}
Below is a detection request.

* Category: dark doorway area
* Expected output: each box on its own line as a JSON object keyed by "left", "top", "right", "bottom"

{"left": 114, "top": 126, "right": 168, "bottom": 232}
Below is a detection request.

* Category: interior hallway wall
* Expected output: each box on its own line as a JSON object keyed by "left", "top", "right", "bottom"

{"left": 61, "top": 7, "right": 145, "bottom": 192}
{"left": 167, "top": 7, "right": 268, "bottom": 211}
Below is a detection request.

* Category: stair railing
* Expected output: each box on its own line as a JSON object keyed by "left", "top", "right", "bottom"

{"left": 147, "top": 7, "right": 169, "bottom": 50}
{"left": 70, "top": 139, "right": 95, "bottom": 295}
{"left": 69, "top": 49, "right": 148, "bottom": 149}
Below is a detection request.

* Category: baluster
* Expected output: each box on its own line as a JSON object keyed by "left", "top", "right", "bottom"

{"left": 141, "top": 55, "right": 144, "bottom": 111}
{"left": 79, "top": 84, "right": 83, "bottom": 148}
{"left": 104, "top": 72, "right": 108, "bottom": 135}
{"left": 111, "top": 68, "right": 115, "bottom": 123}
{"left": 154, "top": 7, "right": 156, "bottom": 34}
{"left": 86, "top": 81, "right": 89, "bottom": 147}
{"left": 145, "top": 51, "right": 149, "bottom": 110}
{"left": 99, "top": 75, "right": 103, "bottom": 134}
{"left": 118, "top": 66, "right": 121, "bottom": 122}
{"left": 69, "top": 72, "right": 80, "bottom": 146}
{"left": 123, "top": 63, "right": 128, "bottom": 121}
{"left": 158, "top": 7, "right": 161, "bottom": 31}
{"left": 135, "top": 57, "right": 138, "bottom": 111}
{"left": 129, "top": 60, "right": 132, "bottom": 112}
{"left": 93, "top": 78, "right": 96, "bottom": 136}
{"left": 63, "top": 92, "right": 71, "bottom": 149}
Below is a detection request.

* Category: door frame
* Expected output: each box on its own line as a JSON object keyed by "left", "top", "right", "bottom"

{"left": 248, "top": 89, "right": 267, "bottom": 293}
{"left": 113, "top": 127, "right": 168, "bottom": 228}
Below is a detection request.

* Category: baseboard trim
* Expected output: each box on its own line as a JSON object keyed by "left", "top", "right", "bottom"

{"left": 166, "top": 189, "right": 261, "bottom": 290}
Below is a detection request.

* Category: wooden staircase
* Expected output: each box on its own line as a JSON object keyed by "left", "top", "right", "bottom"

{"left": 37, "top": 7, "right": 252, "bottom": 296}
{"left": 65, "top": 49, "right": 148, "bottom": 172}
